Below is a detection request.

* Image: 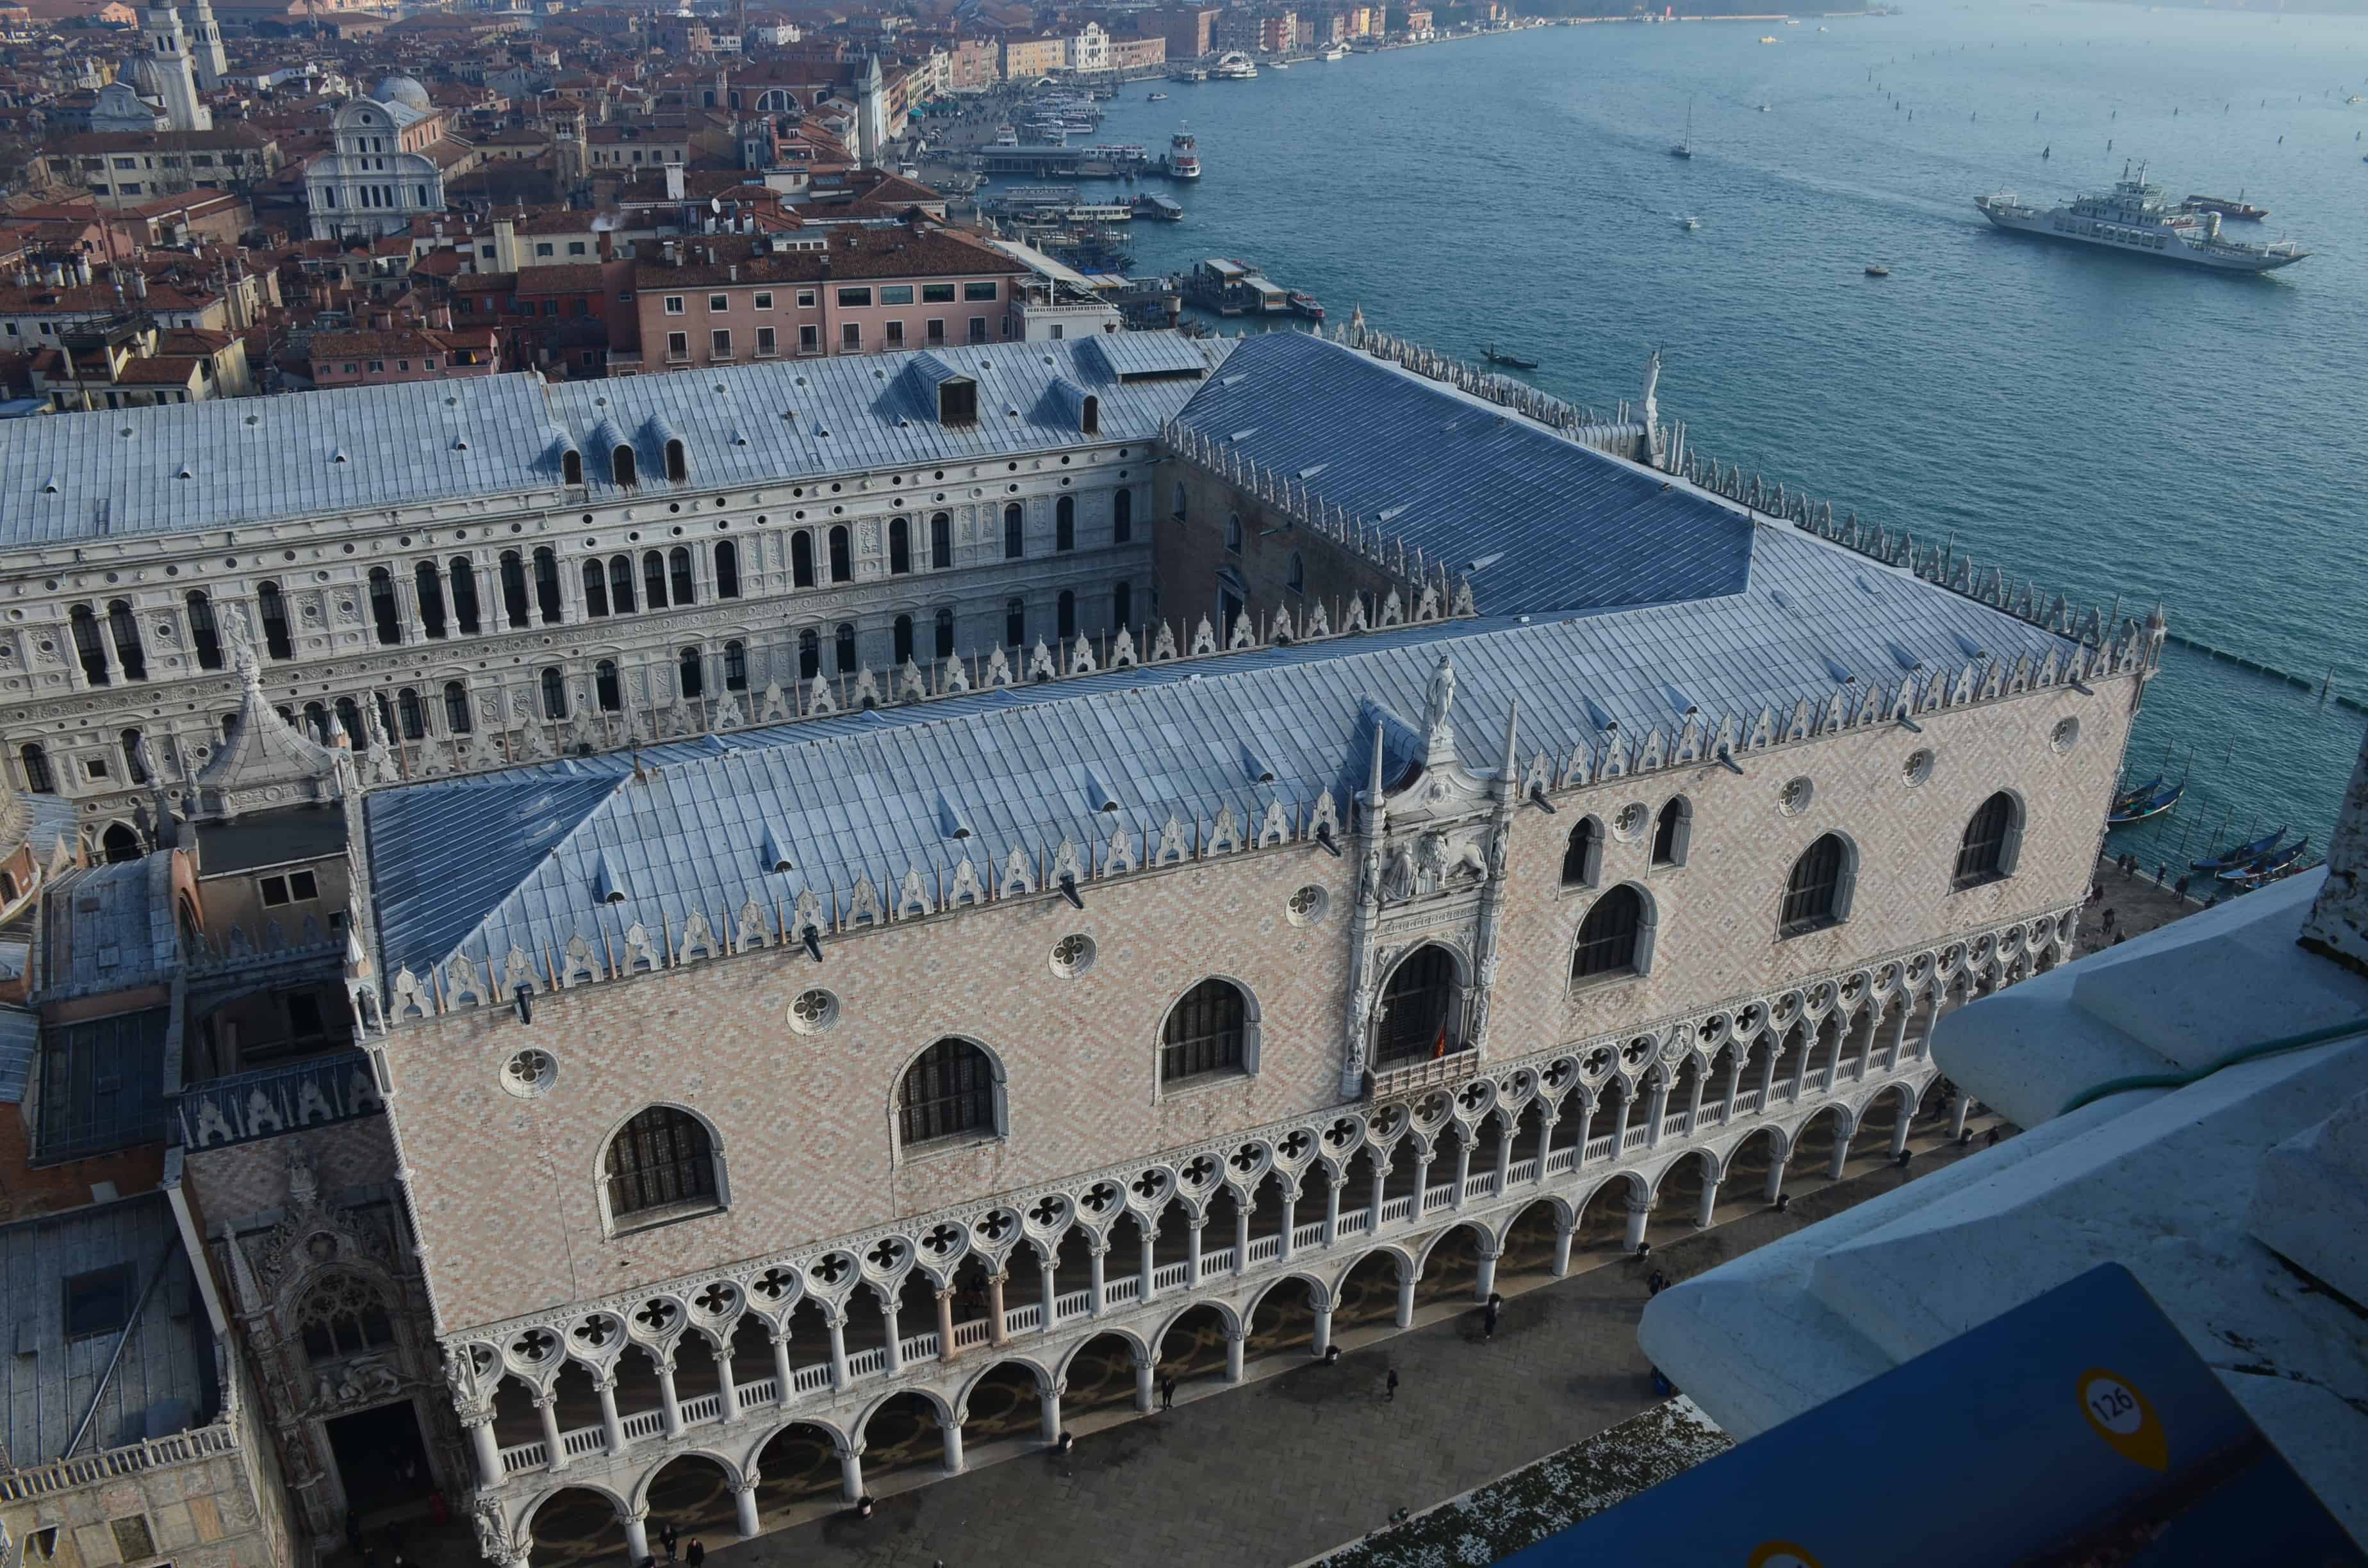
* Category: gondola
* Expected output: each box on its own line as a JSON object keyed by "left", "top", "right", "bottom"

{"left": 2109, "top": 775, "right": 2162, "bottom": 812}
{"left": 2191, "top": 826, "right": 2285, "bottom": 874}
{"left": 2105, "top": 779, "right": 2182, "bottom": 826}
{"left": 2223, "top": 836, "right": 2308, "bottom": 885}
{"left": 1484, "top": 344, "right": 1540, "bottom": 370}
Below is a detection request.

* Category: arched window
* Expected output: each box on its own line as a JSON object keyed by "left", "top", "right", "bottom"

{"left": 334, "top": 698, "right": 364, "bottom": 750}
{"left": 677, "top": 646, "right": 703, "bottom": 698}
{"left": 365, "top": 571, "right": 399, "bottom": 646}
{"left": 101, "top": 823, "right": 140, "bottom": 863}
{"left": 296, "top": 1274, "right": 394, "bottom": 1364}
{"left": 1079, "top": 393, "right": 1099, "bottom": 435}
{"left": 1780, "top": 833, "right": 1852, "bottom": 937}
{"left": 1955, "top": 791, "right": 2020, "bottom": 887}
{"left": 669, "top": 546, "right": 695, "bottom": 605}
{"left": 1114, "top": 580, "right": 1132, "bottom": 628}
{"left": 930, "top": 511, "right": 953, "bottom": 569}
{"left": 1005, "top": 598, "right": 1026, "bottom": 648}
{"left": 934, "top": 607, "right": 955, "bottom": 659}
{"left": 580, "top": 559, "right": 609, "bottom": 617}
{"left": 533, "top": 548, "right": 563, "bottom": 625}
{"left": 499, "top": 551, "right": 530, "bottom": 628}
{"left": 69, "top": 604, "right": 109, "bottom": 685}
{"left": 1160, "top": 978, "right": 1249, "bottom": 1085}
{"left": 396, "top": 687, "right": 424, "bottom": 740}
{"left": 185, "top": 591, "right": 222, "bottom": 669}
{"left": 1562, "top": 819, "right": 1601, "bottom": 888}
{"left": 1286, "top": 552, "right": 1304, "bottom": 594}
{"left": 1003, "top": 502, "right": 1024, "bottom": 559}
{"left": 1055, "top": 495, "right": 1074, "bottom": 552}
{"left": 792, "top": 531, "right": 816, "bottom": 588}
{"left": 888, "top": 516, "right": 912, "bottom": 575}
{"left": 1652, "top": 797, "right": 1691, "bottom": 868}
{"left": 827, "top": 525, "right": 851, "bottom": 584}
{"left": 611, "top": 443, "right": 636, "bottom": 487}
{"left": 1057, "top": 590, "right": 1076, "bottom": 641}
{"left": 830, "top": 623, "right": 857, "bottom": 674}
{"left": 267, "top": 580, "right": 306, "bottom": 656}
{"left": 1572, "top": 886, "right": 1646, "bottom": 981}
{"left": 714, "top": 541, "right": 739, "bottom": 599}
{"left": 608, "top": 556, "right": 636, "bottom": 614}
{"left": 449, "top": 559, "right": 480, "bottom": 635}
{"left": 120, "top": 728, "right": 148, "bottom": 785}
{"left": 663, "top": 437, "right": 687, "bottom": 483}
{"left": 1224, "top": 512, "right": 1243, "bottom": 553}
{"left": 596, "top": 660, "right": 620, "bottom": 712}
{"left": 539, "top": 666, "right": 568, "bottom": 719}
{"left": 414, "top": 560, "right": 447, "bottom": 638}
{"left": 898, "top": 1039, "right": 1000, "bottom": 1147}
{"left": 562, "top": 447, "right": 584, "bottom": 487}
{"left": 641, "top": 550, "right": 668, "bottom": 610}
{"left": 106, "top": 601, "right": 145, "bottom": 680}
{"left": 798, "top": 630, "right": 819, "bottom": 680}
{"left": 723, "top": 641, "right": 748, "bottom": 690}
{"left": 1373, "top": 945, "right": 1461, "bottom": 1069}
{"left": 19, "top": 743, "right": 52, "bottom": 794}
{"left": 893, "top": 614, "right": 914, "bottom": 666}
{"left": 1113, "top": 487, "right": 1132, "bottom": 543}
{"left": 602, "top": 1106, "right": 720, "bottom": 1225}
{"left": 300, "top": 704, "right": 326, "bottom": 744}
{"left": 442, "top": 680, "right": 472, "bottom": 735}
{"left": 1171, "top": 480, "right": 1187, "bottom": 520}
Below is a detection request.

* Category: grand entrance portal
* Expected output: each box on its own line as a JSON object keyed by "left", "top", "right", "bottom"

{"left": 325, "top": 1400, "right": 436, "bottom": 1522}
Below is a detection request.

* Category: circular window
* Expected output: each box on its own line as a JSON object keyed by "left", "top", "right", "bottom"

{"left": 500, "top": 1049, "right": 556, "bottom": 1098}
{"left": 2050, "top": 717, "right": 2080, "bottom": 755}
{"left": 786, "top": 988, "right": 839, "bottom": 1034}
{"left": 1287, "top": 885, "right": 1329, "bottom": 927}
{"left": 1049, "top": 933, "right": 1096, "bottom": 977}
{"left": 1902, "top": 749, "right": 1934, "bottom": 788}
{"left": 1611, "top": 802, "right": 1649, "bottom": 840}
{"left": 1779, "top": 776, "right": 1814, "bottom": 816}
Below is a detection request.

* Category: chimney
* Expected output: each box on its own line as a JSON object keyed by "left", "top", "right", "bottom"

{"left": 132, "top": 272, "right": 147, "bottom": 300}
{"left": 728, "top": 262, "right": 737, "bottom": 282}
{"left": 74, "top": 254, "right": 91, "bottom": 284}
{"left": 664, "top": 161, "right": 685, "bottom": 202}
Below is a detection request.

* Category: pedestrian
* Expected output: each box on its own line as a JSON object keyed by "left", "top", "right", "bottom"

{"left": 1985, "top": 1127, "right": 2002, "bottom": 1148}
{"left": 661, "top": 1522, "right": 679, "bottom": 1563}
{"left": 2175, "top": 875, "right": 2191, "bottom": 899}
{"left": 1773, "top": 1191, "right": 1790, "bottom": 1214}
{"left": 686, "top": 1541, "right": 705, "bottom": 1568}
{"left": 1634, "top": 1239, "right": 1651, "bottom": 1261}
{"left": 1385, "top": 1368, "right": 1399, "bottom": 1402}
{"left": 1482, "top": 1294, "right": 1501, "bottom": 1340}
{"left": 2101, "top": 907, "right": 2116, "bottom": 934}
{"left": 1158, "top": 1373, "right": 1176, "bottom": 1410}
{"left": 1646, "top": 1269, "right": 1666, "bottom": 1297}
{"left": 1895, "top": 1147, "right": 1912, "bottom": 1170}
{"left": 2156, "top": 863, "right": 2167, "bottom": 886}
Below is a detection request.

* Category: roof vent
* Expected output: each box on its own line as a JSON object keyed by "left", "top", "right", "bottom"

{"left": 761, "top": 826, "right": 795, "bottom": 872}
{"left": 1663, "top": 685, "right": 1697, "bottom": 717}
{"left": 593, "top": 853, "right": 627, "bottom": 904}
{"left": 1584, "top": 696, "right": 1615, "bottom": 731}
{"left": 331, "top": 448, "right": 349, "bottom": 464}
{"left": 452, "top": 437, "right": 469, "bottom": 451}
{"left": 1239, "top": 742, "right": 1277, "bottom": 785}
{"left": 1887, "top": 640, "right": 1921, "bottom": 672}
{"left": 1822, "top": 654, "right": 1857, "bottom": 684}
{"left": 1081, "top": 767, "right": 1119, "bottom": 814}
{"left": 937, "top": 791, "right": 974, "bottom": 840}
{"left": 1227, "top": 427, "right": 1257, "bottom": 443}
{"left": 1953, "top": 631, "right": 1987, "bottom": 660}
{"left": 1295, "top": 462, "right": 1328, "bottom": 482}
{"left": 175, "top": 465, "right": 193, "bottom": 480}
{"left": 40, "top": 477, "right": 58, "bottom": 494}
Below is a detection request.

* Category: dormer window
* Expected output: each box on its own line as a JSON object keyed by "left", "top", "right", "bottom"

{"left": 937, "top": 377, "right": 978, "bottom": 426}
{"left": 611, "top": 445, "right": 636, "bottom": 486}
{"left": 1080, "top": 394, "right": 1099, "bottom": 436}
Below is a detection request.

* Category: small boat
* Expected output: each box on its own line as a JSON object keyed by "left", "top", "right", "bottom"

{"left": 1676, "top": 215, "right": 1701, "bottom": 231}
{"left": 1864, "top": 263, "right": 1891, "bottom": 276}
{"left": 1758, "top": 102, "right": 1772, "bottom": 113}
{"left": 1760, "top": 35, "right": 1779, "bottom": 43}
{"left": 1270, "top": 58, "right": 1290, "bottom": 70}
{"left": 1288, "top": 291, "right": 1324, "bottom": 321}
{"left": 1147, "top": 92, "right": 1169, "bottom": 101}
{"left": 2106, "top": 779, "right": 2183, "bottom": 825}
{"left": 1672, "top": 95, "right": 1695, "bottom": 158}
{"left": 1484, "top": 344, "right": 1540, "bottom": 370}
{"left": 2186, "top": 191, "right": 2267, "bottom": 220}
{"left": 2223, "top": 835, "right": 2308, "bottom": 883}
{"left": 2191, "top": 826, "right": 2285, "bottom": 872}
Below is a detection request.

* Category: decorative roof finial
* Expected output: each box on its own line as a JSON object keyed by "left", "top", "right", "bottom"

{"left": 1423, "top": 652, "right": 1457, "bottom": 765}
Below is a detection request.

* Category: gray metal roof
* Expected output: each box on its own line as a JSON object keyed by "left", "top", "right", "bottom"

{"left": 1174, "top": 331, "right": 1748, "bottom": 617}
{"left": 0, "top": 1001, "right": 35, "bottom": 1106}
{"left": 0, "top": 1193, "right": 213, "bottom": 1466}
{"left": 38, "top": 856, "right": 179, "bottom": 1001}
{"left": 33, "top": 1006, "right": 172, "bottom": 1164}
{"left": 368, "top": 529, "right": 2073, "bottom": 984}
{"left": 0, "top": 334, "right": 1236, "bottom": 549}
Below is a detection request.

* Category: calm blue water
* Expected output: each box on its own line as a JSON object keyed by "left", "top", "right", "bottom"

{"left": 1052, "top": 4, "right": 2368, "bottom": 872}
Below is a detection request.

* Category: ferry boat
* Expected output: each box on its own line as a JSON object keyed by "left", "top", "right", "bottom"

{"left": 1288, "top": 291, "right": 1324, "bottom": 320}
{"left": 1320, "top": 42, "right": 1350, "bottom": 60}
{"left": 1975, "top": 163, "right": 2308, "bottom": 273}
{"left": 1161, "top": 131, "right": 1201, "bottom": 180}
{"left": 992, "top": 124, "right": 1019, "bottom": 147}
{"left": 1132, "top": 193, "right": 1186, "bottom": 221}
{"left": 2185, "top": 191, "right": 2267, "bottom": 221}
{"left": 1213, "top": 51, "right": 1258, "bottom": 79}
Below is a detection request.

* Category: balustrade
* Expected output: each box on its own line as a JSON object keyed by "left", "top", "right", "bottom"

{"left": 620, "top": 1408, "right": 670, "bottom": 1440}
{"left": 1054, "top": 1287, "right": 1094, "bottom": 1323}
{"left": 1508, "top": 1157, "right": 1540, "bottom": 1185}
{"left": 1731, "top": 1088, "right": 1763, "bottom": 1115}
{"left": 1421, "top": 1180, "right": 1455, "bottom": 1212}
{"left": 561, "top": 1425, "right": 607, "bottom": 1458}
{"left": 1151, "top": 1260, "right": 1190, "bottom": 1292}
{"left": 1200, "top": 1245, "right": 1238, "bottom": 1274}
{"left": 1103, "top": 1275, "right": 1142, "bottom": 1308}
{"left": 951, "top": 1319, "right": 994, "bottom": 1350}
{"left": 846, "top": 1347, "right": 887, "bottom": 1378}
{"left": 1004, "top": 1302, "right": 1042, "bottom": 1335}
{"left": 1583, "top": 1134, "right": 1614, "bottom": 1161}
{"left": 1378, "top": 1194, "right": 1415, "bottom": 1222}
{"left": 499, "top": 1439, "right": 547, "bottom": 1474}
{"left": 677, "top": 1392, "right": 721, "bottom": 1426}
{"left": 791, "top": 1364, "right": 834, "bottom": 1395}
{"left": 1620, "top": 1124, "right": 1650, "bottom": 1150}
{"left": 1246, "top": 1234, "right": 1283, "bottom": 1264}
{"left": 1662, "top": 1111, "right": 1691, "bottom": 1138}
{"left": 737, "top": 1376, "right": 777, "bottom": 1407}
{"left": 1290, "top": 1218, "right": 1326, "bottom": 1251}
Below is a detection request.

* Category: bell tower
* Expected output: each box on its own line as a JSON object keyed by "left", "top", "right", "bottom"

{"left": 142, "top": 1, "right": 211, "bottom": 131}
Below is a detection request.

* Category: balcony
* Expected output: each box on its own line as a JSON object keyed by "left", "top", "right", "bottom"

{"left": 177, "top": 1051, "right": 383, "bottom": 1150}
{"left": 1367, "top": 1044, "right": 1479, "bottom": 1100}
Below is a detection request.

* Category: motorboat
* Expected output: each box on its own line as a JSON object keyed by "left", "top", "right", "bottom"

{"left": 1864, "top": 263, "right": 1890, "bottom": 276}
{"left": 1147, "top": 92, "right": 1169, "bottom": 101}
{"left": 1484, "top": 344, "right": 1540, "bottom": 370}
{"left": 1677, "top": 215, "right": 1702, "bottom": 231}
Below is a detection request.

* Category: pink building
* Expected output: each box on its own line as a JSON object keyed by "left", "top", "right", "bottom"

{"left": 308, "top": 323, "right": 502, "bottom": 387}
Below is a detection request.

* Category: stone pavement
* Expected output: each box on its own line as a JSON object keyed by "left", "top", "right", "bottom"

{"left": 687, "top": 1127, "right": 1998, "bottom": 1568}
{"left": 2075, "top": 851, "right": 2206, "bottom": 960}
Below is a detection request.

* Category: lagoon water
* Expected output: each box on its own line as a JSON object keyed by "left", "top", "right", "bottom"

{"left": 1054, "top": 4, "right": 2368, "bottom": 870}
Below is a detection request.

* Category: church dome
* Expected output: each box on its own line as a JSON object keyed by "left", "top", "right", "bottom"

{"left": 373, "top": 74, "right": 431, "bottom": 112}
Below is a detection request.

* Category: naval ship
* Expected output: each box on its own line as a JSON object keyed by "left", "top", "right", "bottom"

{"left": 1974, "top": 164, "right": 2306, "bottom": 274}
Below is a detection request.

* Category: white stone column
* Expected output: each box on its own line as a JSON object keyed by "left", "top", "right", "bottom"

{"left": 466, "top": 1414, "right": 502, "bottom": 1487}
{"left": 731, "top": 1474, "right": 761, "bottom": 1537}
{"left": 1855, "top": 1006, "right": 1881, "bottom": 1078}
{"left": 1451, "top": 1138, "right": 1476, "bottom": 1208}
{"left": 621, "top": 1509, "right": 651, "bottom": 1564}
{"left": 533, "top": 1391, "right": 566, "bottom": 1471}
{"left": 881, "top": 1297, "right": 905, "bottom": 1376}
{"left": 1322, "top": 1173, "right": 1342, "bottom": 1246}
{"left": 1609, "top": 1090, "right": 1635, "bottom": 1153}
{"left": 1889, "top": 1107, "right": 1913, "bottom": 1157}
{"left": 1395, "top": 1266, "right": 1416, "bottom": 1328}
{"left": 1644, "top": 1078, "right": 1671, "bottom": 1148}
{"left": 1492, "top": 1117, "right": 1515, "bottom": 1195}
{"left": 1039, "top": 1247, "right": 1059, "bottom": 1333}
{"left": 1758, "top": 1041, "right": 1783, "bottom": 1104}
{"left": 1311, "top": 1302, "right": 1334, "bottom": 1358}
{"left": 1224, "top": 1328, "right": 1245, "bottom": 1382}
{"left": 1087, "top": 1239, "right": 1108, "bottom": 1316}
{"left": 1551, "top": 1215, "right": 1577, "bottom": 1277}
{"left": 655, "top": 1356, "right": 685, "bottom": 1439}
{"left": 987, "top": 1273, "right": 1008, "bottom": 1347}
{"left": 1572, "top": 1098, "right": 1596, "bottom": 1161}
{"left": 1695, "top": 1175, "right": 1721, "bottom": 1229}
{"left": 1950, "top": 1095, "right": 1973, "bottom": 1139}
{"left": 1684, "top": 1071, "right": 1708, "bottom": 1132}
{"left": 714, "top": 1339, "right": 742, "bottom": 1425}
{"left": 1135, "top": 1225, "right": 1156, "bottom": 1299}
{"left": 1185, "top": 1217, "right": 1205, "bottom": 1286}
{"left": 1535, "top": 1114, "right": 1556, "bottom": 1178}
{"left": 836, "top": 1442, "right": 866, "bottom": 1502}
{"left": 593, "top": 1374, "right": 627, "bottom": 1455}
{"left": 1132, "top": 1350, "right": 1156, "bottom": 1412}
{"left": 1885, "top": 1002, "right": 1913, "bottom": 1070}
{"left": 1623, "top": 1195, "right": 1652, "bottom": 1252}
{"left": 1039, "top": 1376, "right": 1064, "bottom": 1443}
{"left": 1721, "top": 1052, "right": 1745, "bottom": 1120}
{"left": 1764, "top": 1156, "right": 1789, "bottom": 1204}
{"left": 769, "top": 1329, "right": 795, "bottom": 1405}
{"left": 1474, "top": 1245, "right": 1499, "bottom": 1302}
{"left": 1829, "top": 1125, "right": 1854, "bottom": 1179}
{"left": 826, "top": 1312, "right": 851, "bottom": 1391}
{"left": 1278, "top": 1185, "right": 1300, "bottom": 1261}
{"left": 935, "top": 1288, "right": 957, "bottom": 1363}
{"left": 939, "top": 1416, "right": 966, "bottom": 1475}
{"left": 1233, "top": 1205, "right": 1251, "bottom": 1274}
{"left": 1789, "top": 1034, "right": 1813, "bottom": 1099}
{"left": 1367, "top": 1157, "right": 1390, "bottom": 1223}
{"left": 1410, "top": 1155, "right": 1434, "bottom": 1216}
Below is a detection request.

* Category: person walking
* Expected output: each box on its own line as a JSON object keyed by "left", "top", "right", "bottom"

{"left": 661, "top": 1522, "right": 679, "bottom": 1564}
{"left": 1385, "top": 1368, "right": 1399, "bottom": 1403}
{"left": 1158, "top": 1373, "right": 1176, "bottom": 1411}
{"left": 1482, "top": 1294, "right": 1501, "bottom": 1341}
{"left": 1646, "top": 1270, "right": 1667, "bottom": 1298}
{"left": 686, "top": 1540, "right": 705, "bottom": 1568}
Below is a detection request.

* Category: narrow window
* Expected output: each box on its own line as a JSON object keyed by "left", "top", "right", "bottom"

{"left": 1055, "top": 495, "right": 1075, "bottom": 552}
{"left": 669, "top": 546, "right": 695, "bottom": 605}
{"left": 534, "top": 548, "right": 563, "bottom": 624}
{"left": 1562, "top": 820, "right": 1600, "bottom": 888}
{"left": 714, "top": 541, "right": 739, "bottom": 599}
{"left": 1114, "top": 580, "right": 1132, "bottom": 628}
{"left": 539, "top": 666, "right": 568, "bottom": 719}
{"left": 596, "top": 660, "right": 620, "bottom": 712}
{"left": 1080, "top": 393, "right": 1099, "bottom": 435}
{"left": 1003, "top": 502, "right": 1023, "bottom": 559}
{"left": 933, "top": 607, "right": 955, "bottom": 660}
{"left": 413, "top": 561, "right": 447, "bottom": 638}
{"left": 69, "top": 605, "right": 109, "bottom": 684}
{"left": 1954, "top": 792, "right": 2018, "bottom": 887}
{"left": 827, "top": 525, "right": 851, "bottom": 583}
{"left": 365, "top": 570, "right": 399, "bottom": 646}
{"left": 611, "top": 444, "right": 636, "bottom": 486}
{"left": 798, "top": 630, "right": 819, "bottom": 680}
{"left": 120, "top": 728, "right": 148, "bottom": 784}
{"left": 642, "top": 550, "right": 668, "bottom": 610}
{"left": 301, "top": 703, "right": 326, "bottom": 742}
{"left": 889, "top": 516, "right": 912, "bottom": 575}
{"left": 1224, "top": 512, "right": 1243, "bottom": 553}
{"left": 1372, "top": 945, "right": 1461, "bottom": 1068}
{"left": 20, "top": 742, "right": 54, "bottom": 794}
{"left": 443, "top": 680, "right": 472, "bottom": 734}
{"left": 1058, "top": 589, "right": 1076, "bottom": 641}
{"left": 834, "top": 623, "right": 856, "bottom": 674}
{"left": 677, "top": 646, "right": 703, "bottom": 699}
{"left": 106, "top": 600, "right": 145, "bottom": 680}
{"left": 893, "top": 614, "right": 914, "bottom": 666}
{"left": 1652, "top": 799, "right": 1691, "bottom": 868}
{"left": 1287, "top": 553, "right": 1305, "bottom": 594}
{"left": 335, "top": 698, "right": 364, "bottom": 750}
{"left": 930, "top": 511, "right": 952, "bottom": 569}
{"left": 1005, "top": 598, "right": 1026, "bottom": 648}
{"left": 664, "top": 439, "right": 687, "bottom": 482}
{"left": 267, "top": 580, "right": 304, "bottom": 656}
{"left": 609, "top": 557, "right": 636, "bottom": 614}
{"left": 1114, "top": 487, "right": 1132, "bottom": 543}
{"left": 792, "top": 531, "right": 816, "bottom": 588}
{"left": 186, "top": 591, "right": 222, "bottom": 669}
{"left": 723, "top": 640, "right": 747, "bottom": 690}
{"left": 562, "top": 448, "right": 584, "bottom": 486}
{"left": 500, "top": 551, "right": 530, "bottom": 629}
{"left": 581, "top": 560, "right": 609, "bottom": 617}
{"left": 1172, "top": 480, "right": 1187, "bottom": 520}
{"left": 396, "top": 687, "right": 424, "bottom": 739}
{"left": 448, "top": 559, "right": 480, "bottom": 635}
